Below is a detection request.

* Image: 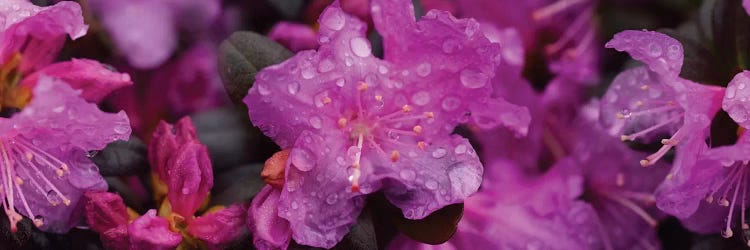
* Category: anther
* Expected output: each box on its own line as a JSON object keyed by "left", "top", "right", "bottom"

{"left": 424, "top": 112, "right": 434, "bottom": 118}
{"left": 357, "top": 82, "right": 368, "bottom": 91}
{"left": 375, "top": 95, "right": 383, "bottom": 102}
{"left": 706, "top": 195, "right": 714, "bottom": 204}
{"left": 33, "top": 218, "right": 44, "bottom": 227}
{"left": 390, "top": 150, "right": 400, "bottom": 162}
{"left": 635, "top": 101, "right": 643, "bottom": 107}
{"left": 616, "top": 113, "right": 625, "bottom": 119}
{"left": 640, "top": 85, "right": 649, "bottom": 90}
{"left": 56, "top": 169, "right": 64, "bottom": 177}
{"left": 338, "top": 118, "right": 348, "bottom": 128}
{"left": 719, "top": 198, "right": 730, "bottom": 207}
{"left": 417, "top": 141, "right": 426, "bottom": 150}
{"left": 640, "top": 159, "right": 651, "bottom": 167}
{"left": 402, "top": 105, "right": 412, "bottom": 113}
{"left": 322, "top": 96, "right": 332, "bottom": 105}
{"left": 412, "top": 125, "right": 423, "bottom": 135}
{"left": 63, "top": 198, "right": 71, "bottom": 206}
{"left": 616, "top": 173, "right": 625, "bottom": 187}
{"left": 620, "top": 135, "right": 630, "bottom": 141}
{"left": 14, "top": 177, "right": 22, "bottom": 185}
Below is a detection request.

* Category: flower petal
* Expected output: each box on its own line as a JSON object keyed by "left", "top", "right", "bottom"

{"left": 722, "top": 71, "right": 750, "bottom": 129}
{"left": 83, "top": 191, "right": 129, "bottom": 233}
{"left": 88, "top": 0, "right": 176, "bottom": 69}
{"left": 0, "top": 0, "right": 87, "bottom": 73}
{"left": 605, "top": 30, "right": 684, "bottom": 77}
{"left": 21, "top": 59, "right": 133, "bottom": 103}
{"left": 128, "top": 210, "right": 182, "bottom": 250}
{"left": 248, "top": 186, "right": 291, "bottom": 250}
{"left": 165, "top": 142, "right": 213, "bottom": 217}
{"left": 268, "top": 22, "right": 319, "bottom": 52}
{"left": 101, "top": 224, "right": 130, "bottom": 250}
{"left": 187, "top": 204, "right": 247, "bottom": 249}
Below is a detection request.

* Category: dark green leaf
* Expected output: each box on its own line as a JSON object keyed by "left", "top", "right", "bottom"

{"left": 333, "top": 207, "right": 377, "bottom": 250}
{"left": 210, "top": 164, "right": 265, "bottom": 206}
{"left": 191, "top": 108, "right": 255, "bottom": 170}
{"left": 93, "top": 137, "right": 148, "bottom": 176}
{"left": 391, "top": 203, "right": 463, "bottom": 245}
{"left": 218, "top": 31, "right": 293, "bottom": 108}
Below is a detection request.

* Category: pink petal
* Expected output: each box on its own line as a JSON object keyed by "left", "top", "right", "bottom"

{"left": 101, "top": 224, "right": 130, "bottom": 250}
{"left": 248, "top": 186, "right": 291, "bottom": 250}
{"left": 165, "top": 142, "right": 213, "bottom": 217}
{"left": 187, "top": 204, "right": 247, "bottom": 249}
{"left": 128, "top": 210, "right": 182, "bottom": 250}
{"left": 605, "top": 30, "right": 684, "bottom": 78}
{"left": 722, "top": 71, "right": 750, "bottom": 129}
{"left": 268, "top": 22, "right": 319, "bottom": 52}
{"left": 83, "top": 191, "right": 129, "bottom": 233}
{"left": 21, "top": 59, "right": 133, "bottom": 103}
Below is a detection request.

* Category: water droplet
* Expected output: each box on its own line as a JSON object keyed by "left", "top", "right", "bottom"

{"left": 411, "top": 91, "right": 431, "bottom": 106}
{"left": 399, "top": 170, "right": 416, "bottom": 181}
{"left": 114, "top": 124, "right": 130, "bottom": 134}
{"left": 727, "top": 85, "right": 737, "bottom": 99}
{"left": 647, "top": 43, "right": 662, "bottom": 57}
{"left": 335, "top": 78, "right": 346, "bottom": 87}
{"left": 667, "top": 44, "right": 681, "bottom": 59}
{"left": 378, "top": 65, "right": 388, "bottom": 74}
{"left": 345, "top": 57, "right": 354, "bottom": 66}
{"left": 309, "top": 116, "right": 322, "bottom": 129}
{"left": 52, "top": 106, "right": 64, "bottom": 113}
{"left": 454, "top": 144, "right": 467, "bottom": 154}
{"left": 374, "top": 98, "right": 385, "bottom": 109}
{"left": 182, "top": 187, "right": 191, "bottom": 195}
{"left": 740, "top": 83, "right": 747, "bottom": 90}
{"left": 425, "top": 180, "right": 438, "bottom": 190}
{"left": 318, "top": 60, "right": 335, "bottom": 73}
{"left": 416, "top": 63, "right": 431, "bottom": 77}
{"left": 728, "top": 106, "right": 748, "bottom": 123}
{"left": 720, "top": 160, "right": 735, "bottom": 167}
{"left": 321, "top": 10, "right": 345, "bottom": 30}
{"left": 336, "top": 156, "right": 346, "bottom": 166}
{"left": 722, "top": 228, "right": 734, "bottom": 238}
{"left": 459, "top": 69, "right": 488, "bottom": 89}
{"left": 257, "top": 84, "right": 271, "bottom": 95}
{"left": 291, "top": 201, "right": 299, "bottom": 209}
{"left": 326, "top": 194, "right": 338, "bottom": 204}
{"left": 287, "top": 82, "right": 300, "bottom": 94}
{"left": 350, "top": 37, "right": 371, "bottom": 57}
{"left": 441, "top": 97, "right": 461, "bottom": 111}
{"left": 621, "top": 109, "right": 632, "bottom": 119}
{"left": 301, "top": 68, "right": 316, "bottom": 79}
{"left": 86, "top": 151, "right": 99, "bottom": 158}
{"left": 442, "top": 39, "right": 458, "bottom": 53}
{"left": 291, "top": 149, "right": 315, "bottom": 171}
{"left": 432, "top": 148, "right": 447, "bottom": 158}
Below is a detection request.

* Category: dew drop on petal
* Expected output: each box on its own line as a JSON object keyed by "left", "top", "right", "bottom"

{"left": 432, "top": 148, "right": 447, "bottom": 158}
{"left": 666, "top": 44, "right": 681, "bottom": 60}
{"left": 291, "top": 201, "right": 299, "bottom": 209}
{"left": 425, "top": 180, "right": 438, "bottom": 190}
{"left": 727, "top": 85, "right": 737, "bottom": 99}
{"left": 335, "top": 78, "right": 346, "bottom": 87}
{"left": 399, "top": 170, "right": 416, "bottom": 181}
{"left": 411, "top": 91, "right": 431, "bottom": 106}
{"left": 46, "top": 191, "right": 61, "bottom": 205}
{"left": 378, "top": 65, "right": 389, "bottom": 74}
{"left": 291, "top": 149, "right": 315, "bottom": 171}
{"left": 416, "top": 63, "right": 431, "bottom": 77}
{"left": 460, "top": 69, "right": 488, "bottom": 89}
{"left": 301, "top": 68, "right": 316, "bottom": 79}
{"left": 647, "top": 43, "right": 662, "bottom": 57}
{"left": 321, "top": 10, "right": 345, "bottom": 30}
{"left": 454, "top": 144, "right": 467, "bottom": 154}
{"left": 318, "top": 60, "right": 335, "bottom": 73}
{"left": 350, "top": 37, "right": 371, "bottom": 57}
{"left": 442, "top": 39, "right": 458, "bottom": 53}
{"left": 326, "top": 194, "right": 338, "bottom": 205}
{"left": 441, "top": 97, "right": 461, "bottom": 111}
{"left": 257, "top": 84, "right": 271, "bottom": 95}
{"left": 287, "top": 82, "right": 300, "bottom": 94}
{"left": 309, "top": 116, "right": 322, "bottom": 129}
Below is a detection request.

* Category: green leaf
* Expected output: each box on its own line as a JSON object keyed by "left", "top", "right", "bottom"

{"left": 93, "top": 137, "right": 148, "bottom": 176}
{"left": 218, "top": 31, "right": 293, "bottom": 108}
{"left": 391, "top": 203, "right": 463, "bottom": 245}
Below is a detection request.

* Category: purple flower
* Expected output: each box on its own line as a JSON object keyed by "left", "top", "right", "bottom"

{"left": 87, "top": 0, "right": 221, "bottom": 69}
{"left": 86, "top": 117, "right": 246, "bottom": 249}
{"left": 0, "top": 0, "right": 132, "bottom": 108}
{"left": 599, "top": 30, "right": 724, "bottom": 172}
{"left": 744, "top": 0, "right": 750, "bottom": 15}
{"left": 389, "top": 158, "right": 602, "bottom": 250}
{"left": 248, "top": 185, "right": 292, "bottom": 250}
{"left": 244, "top": 0, "right": 530, "bottom": 247}
{"left": 0, "top": 77, "right": 131, "bottom": 233}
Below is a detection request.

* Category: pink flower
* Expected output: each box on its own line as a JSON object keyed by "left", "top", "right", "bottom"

{"left": 244, "top": 0, "right": 529, "bottom": 248}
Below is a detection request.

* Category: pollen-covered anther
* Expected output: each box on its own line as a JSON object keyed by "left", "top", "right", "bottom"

{"left": 56, "top": 169, "right": 64, "bottom": 177}
{"left": 616, "top": 112, "right": 625, "bottom": 119}
{"left": 639, "top": 159, "right": 650, "bottom": 167}
{"left": 401, "top": 105, "right": 412, "bottom": 113}
{"left": 14, "top": 177, "right": 23, "bottom": 185}
{"left": 424, "top": 112, "right": 434, "bottom": 118}
{"left": 719, "top": 198, "right": 730, "bottom": 207}
{"left": 390, "top": 150, "right": 400, "bottom": 162}
{"left": 33, "top": 218, "right": 44, "bottom": 227}
{"left": 723, "top": 228, "right": 734, "bottom": 238}
{"left": 322, "top": 96, "right": 332, "bottom": 105}
{"left": 705, "top": 195, "right": 714, "bottom": 204}
{"left": 417, "top": 141, "right": 426, "bottom": 150}
{"left": 635, "top": 101, "right": 644, "bottom": 107}
{"left": 338, "top": 118, "right": 348, "bottom": 128}
{"left": 357, "top": 82, "right": 368, "bottom": 91}
{"left": 412, "top": 125, "right": 423, "bottom": 135}
{"left": 660, "top": 139, "right": 677, "bottom": 146}
{"left": 620, "top": 135, "right": 630, "bottom": 141}
{"left": 375, "top": 95, "right": 383, "bottom": 102}
{"left": 640, "top": 85, "right": 649, "bottom": 90}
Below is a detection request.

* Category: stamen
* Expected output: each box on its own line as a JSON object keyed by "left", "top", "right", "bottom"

{"left": 350, "top": 134, "right": 364, "bottom": 192}
{"left": 641, "top": 127, "right": 686, "bottom": 166}
{"left": 417, "top": 141, "right": 426, "bottom": 150}
{"left": 532, "top": 0, "right": 587, "bottom": 20}
{"left": 322, "top": 96, "right": 332, "bottom": 105}
{"left": 390, "top": 150, "right": 400, "bottom": 162}
{"left": 641, "top": 85, "right": 649, "bottom": 90}
{"left": 620, "top": 114, "right": 682, "bottom": 142}
{"left": 357, "top": 82, "right": 368, "bottom": 91}
{"left": 723, "top": 167, "right": 745, "bottom": 238}
{"left": 604, "top": 192, "right": 659, "bottom": 227}
{"left": 401, "top": 105, "right": 412, "bottom": 113}
{"left": 338, "top": 118, "right": 348, "bottom": 128}
{"left": 544, "top": 7, "right": 593, "bottom": 54}
{"left": 412, "top": 125, "right": 423, "bottom": 135}
{"left": 424, "top": 112, "right": 434, "bottom": 118}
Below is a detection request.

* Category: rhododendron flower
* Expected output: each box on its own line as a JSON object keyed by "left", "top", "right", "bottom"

{"left": 656, "top": 71, "right": 750, "bottom": 242}
{"left": 268, "top": 22, "right": 320, "bottom": 53}
{"left": 87, "top": 0, "right": 221, "bottom": 69}
{"left": 744, "top": 0, "right": 750, "bottom": 15}
{"left": 599, "top": 30, "right": 724, "bottom": 173}
{"left": 1, "top": 77, "right": 131, "bottom": 233}
{"left": 85, "top": 117, "right": 246, "bottom": 249}
{"left": 244, "top": 0, "right": 530, "bottom": 247}
{"left": 0, "top": 0, "right": 132, "bottom": 109}
{"left": 389, "top": 158, "right": 602, "bottom": 250}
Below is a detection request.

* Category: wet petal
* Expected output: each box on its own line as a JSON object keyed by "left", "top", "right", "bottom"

{"left": 148, "top": 118, "right": 199, "bottom": 182}
{"left": 722, "top": 71, "right": 750, "bottom": 129}
{"left": 21, "top": 59, "right": 133, "bottom": 103}
{"left": 101, "top": 224, "right": 129, "bottom": 250}
{"left": 268, "top": 22, "right": 319, "bottom": 52}
{"left": 128, "top": 210, "right": 182, "bottom": 250}
{"left": 605, "top": 30, "right": 684, "bottom": 77}
{"left": 187, "top": 204, "right": 247, "bottom": 249}
{"left": 0, "top": 0, "right": 87, "bottom": 73}
{"left": 248, "top": 186, "right": 291, "bottom": 250}
{"left": 83, "top": 191, "right": 129, "bottom": 233}
{"left": 165, "top": 142, "right": 213, "bottom": 217}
